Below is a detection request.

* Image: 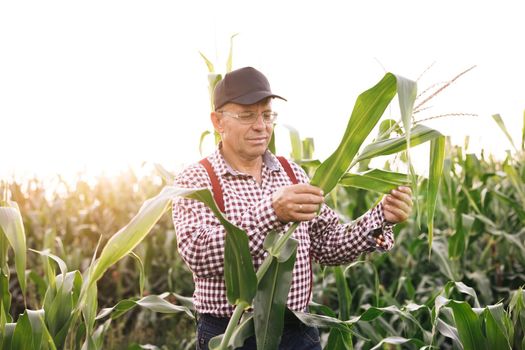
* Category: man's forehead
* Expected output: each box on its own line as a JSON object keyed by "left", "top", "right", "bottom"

{"left": 223, "top": 99, "right": 272, "bottom": 110}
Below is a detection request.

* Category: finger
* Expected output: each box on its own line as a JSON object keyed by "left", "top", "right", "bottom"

{"left": 296, "top": 203, "right": 321, "bottom": 213}
{"left": 294, "top": 193, "right": 325, "bottom": 205}
{"left": 291, "top": 183, "right": 324, "bottom": 196}
{"left": 291, "top": 212, "right": 318, "bottom": 222}
{"left": 384, "top": 204, "right": 409, "bottom": 222}
{"left": 384, "top": 195, "right": 411, "bottom": 213}
{"left": 389, "top": 189, "right": 413, "bottom": 207}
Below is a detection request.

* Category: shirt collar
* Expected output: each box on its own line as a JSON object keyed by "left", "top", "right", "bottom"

{"left": 211, "top": 143, "right": 281, "bottom": 176}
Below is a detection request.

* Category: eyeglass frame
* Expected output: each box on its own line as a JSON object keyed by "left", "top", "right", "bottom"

{"left": 216, "top": 110, "right": 278, "bottom": 125}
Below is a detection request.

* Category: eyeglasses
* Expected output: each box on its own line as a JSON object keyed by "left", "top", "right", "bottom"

{"left": 217, "top": 110, "right": 278, "bottom": 125}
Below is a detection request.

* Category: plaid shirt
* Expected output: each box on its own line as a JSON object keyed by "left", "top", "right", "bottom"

{"left": 172, "top": 148, "right": 394, "bottom": 317}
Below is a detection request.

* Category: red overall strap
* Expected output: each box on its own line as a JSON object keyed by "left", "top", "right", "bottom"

{"left": 199, "top": 158, "right": 225, "bottom": 213}
{"left": 276, "top": 156, "right": 298, "bottom": 184}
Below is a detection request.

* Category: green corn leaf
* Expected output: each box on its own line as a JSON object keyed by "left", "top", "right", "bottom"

{"left": 435, "top": 318, "right": 462, "bottom": 348}
{"left": 226, "top": 33, "right": 239, "bottom": 73}
{"left": 0, "top": 269, "right": 11, "bottom": 325}
{"left": 522, "top": 109, "right": 524, "bottom": 150}
{"left": 302, "top": 137, "right": 315, "bottom": 159}
{"left": 29, "top": 249, "right": 67, "bottom": 277}
{"left": 370, "top": 336, "right": 425, "bottom": 350}
{"left": 0, "top": 203, "right": 27, "bottom": 298}
{"left": 2, "top": 323, "right": 16, "bottom": 350}
{"left": 26, "top": 309, "right": 45, "bottom": 350}
{"left": 129, "top": 252, "right": 145, "bottom": 297}
{"left": 88, "top": 187, "right": 198, "bottom": 287}
{"left": 209, "top": 315, "right": 254, "bottom": 350}
{"left": 333, "top": 266, "right": 352, "bottom": 321}
{"left": 199, "top": 51, "right": 214, "bottom": 73}
{"left": 503, "top": 164, "right": 525, "bottom": 205}
{"left": 263, "top": 231, "right": 298, "bottom": 263}
{"left": 431, "top": 241, "right": 456, "bottom": 281}
{"left": 492, "top": 190, "right": 525, "bottom": 221}
{"left": 199, "top": 130, "right": 211, "bottom": 156}
{"left": 427, "top": 135, "right": 446, "bottom": 255}
{"left": 485, "top": 304, "right": 512, "bottom": 350}
{"left": 339, "top": 168, "right": 411, "bottom": 193}
{"left": 185, "top": 189, "right": 257, "bottom": 306}
{"left": 282, "top": 124, "right": 303, "bottom": 161}
{"left": 291, "top": 311, "right": 355, "bottom": 334}
{"left": 310, "top": 73, "right": 398, "bottom": 193}
{"left": 96, "top": 293, "right": 194, "bottom": 321}
{"left": 11, "top": 309, "right": 50, "bottom": 350}
{"left": 354, "top": 124, "right": 443, "bottom": 165}
{"left": 453, "top": 282, "right": 480, "bottom": 308}
{"left": 254, "top": 250, "right": 297, "bottom": 350}
{"left": 268, "top": 129, "right": 276, "bottom": 154}
{"left": 324, "top": 329, "right": 353, "bottom": 350}
{"left": 45, "top": 271, "right": 82, "bottom": 349}
{"left": 492, "top": 114, "right": 518, "bottom": 152}
{"left": 446, "top": 300, "right": 487, "bottom": 350}
{"left": 82, "top": 276, "right": 98, "bottom": 337}
{"left": 11, "top": 311, "right": 33, "bottom": 350}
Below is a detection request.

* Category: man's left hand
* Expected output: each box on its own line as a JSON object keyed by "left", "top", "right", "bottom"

{"left": 382, "top": 186, "right": 413, "bottom": 224}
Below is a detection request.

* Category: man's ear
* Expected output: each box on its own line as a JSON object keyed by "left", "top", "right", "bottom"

{"left": 211, "top": 111, "right": 224, "bottom": 133}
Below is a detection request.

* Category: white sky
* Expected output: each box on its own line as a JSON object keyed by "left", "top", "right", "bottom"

{"left": 1, "top": 1, "right": 524, "bottom": 182}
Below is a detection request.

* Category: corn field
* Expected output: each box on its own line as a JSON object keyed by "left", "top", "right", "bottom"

{"left": 1, "top": 66, "right": 525, "bottom": 349}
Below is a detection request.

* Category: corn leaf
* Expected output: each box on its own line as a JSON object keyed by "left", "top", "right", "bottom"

{"left": 199, "top": 51, "right": 214, "bottom": 73}
{"left": 446, "top": 300, "right": 487, "bottom": 350}
{"left": 226, "top": 33, "right": 239, "bottom": 73}
{"left": 2, "top": 323, "right": 15, "bottom": 349}
{"left": 0, "top": 204, "right": 27, "bottom": 297}
{"left": 11, "top": 311, "right": 33, "bottom": 350}
{"left": 503, "top": 164, "right": 525, "bottom": 205}
{"left": 485, "top": 304, "right": 512, "bottom": 350}
{"left": 324, "top": 329, "right": 353, "bottom": 350}
{"left": 282, "top": 124, "right": 303, "bottom": 161}
{"left": 339, "top": 169, "right": 411, "bottom": 193}
{"left": 185, "top": 189, "right": 257, "bottom": 306}
{"left": 199, "top": 130, "right": 211, "bottom": 156}
{"left": 263, "top": 231, "right": 298, "bottom": 263}
{"left": 310, "top": 73, "right": 398, "bottom": 193}
{"left": 333, "top": 266, "right": 352, "bottom": 321}
{"left": 209, "top": 315, "right": 254, "bottom": 350}
{"left": 0, "top": 269, "right": 11, "bottom": 325}
{"left": 435, "top": 318, "right": 462, "bottom": 348}
{"left": 96, "top": 293, "right": 194, "bottom": 320}
{"left": 253, "top": 249, "right": 297, "bottom": 350}
{"left": 370, "top": 336, "right": 425, "bottom": 350}
{"left": 89, "top": 187, "right": 198, "bottom": 287}
{"left": 44, "top": 271, "right": 82, "bottom": 349}
{"left": 354, "top": 124, "right": 443, "bottom": 164}
{"left": 492, "top": 114, "right": 518, "bottom": 152}
{"left": 427, "top": 135, "right": 446, "bottom": 254}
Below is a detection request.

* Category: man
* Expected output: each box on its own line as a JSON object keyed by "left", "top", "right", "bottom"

{"left": 172, "top": 67, "right": 413, "bottom": 350}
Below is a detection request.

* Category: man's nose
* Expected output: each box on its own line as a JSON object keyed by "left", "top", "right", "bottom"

{"left": 251, "top": 113, "right": 266, "bottom": 129}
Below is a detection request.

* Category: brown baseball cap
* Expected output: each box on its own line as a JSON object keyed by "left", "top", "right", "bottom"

{"left": 213, "top": 67, "right": 287, "bottom": 110}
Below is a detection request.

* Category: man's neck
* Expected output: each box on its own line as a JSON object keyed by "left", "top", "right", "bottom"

{"left": 220, "top": 148, "right": 263, "bottom": 179}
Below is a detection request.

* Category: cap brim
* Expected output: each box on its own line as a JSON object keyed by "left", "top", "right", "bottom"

{"left": 229, "top": 91, "right": 287, "bottom": 106}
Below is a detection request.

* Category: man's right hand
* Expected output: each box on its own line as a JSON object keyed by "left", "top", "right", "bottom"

{"left": 272, "top": 184, "right": 325, "bottom": 223}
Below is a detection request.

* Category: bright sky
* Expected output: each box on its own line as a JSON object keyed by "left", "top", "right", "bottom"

{"left": 1, "top": 1, "right": 524, "bottom": 182}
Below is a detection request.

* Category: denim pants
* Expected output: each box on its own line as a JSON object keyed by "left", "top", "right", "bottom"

{"left": 196, "top": 313, "right": 322, "bottom": 350}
